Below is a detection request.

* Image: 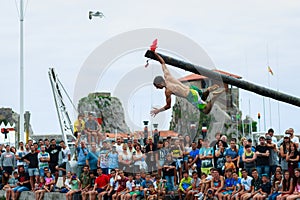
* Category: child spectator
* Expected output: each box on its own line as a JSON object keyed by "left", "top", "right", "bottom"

{"left": 186, "top": 171, "right": 201, "bottom": 200}
{"left": 224, "top": 155, "right": 236, "bottom": 172}
{"left": 146, "top": 184, "right": 157, "bottom": 200}
{"left": 218, "top": 168, "right": 234, "bottom": 199}
{"left": 230, "top": 171, "right": 242, "bottom": 200}
{"left": 65, "top": 175, "right": 81, "bottom": 200}
{"left": 177, "top": 171, "right": 192, "bottom": 200}
{"left": 187, "top": 156, "right": 197, "bottom": 176}
{"left": 44, "top": 171, "right": 54, "bottom": 192}
{"left": 242, "top": 144, "right": 257, "bottom": 175}
{"left": 141, "top": 174, "right": 154, "bottom": 200}
{"left": 203, "top": 188, "right": 216, "bottom": 200}
{"left": 252, "top": 174, "right": 271, "bottom": 199}
{"left": 35, "top": 176, "right": 46, "bottom": 200}
{"left": 154, "top": 175, "right": 166, "bottom": 200}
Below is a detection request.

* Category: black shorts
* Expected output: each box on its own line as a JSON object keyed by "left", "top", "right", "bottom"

{"left": 58, "top": 162, "right": 67, "bottom": 175}
{"left": 49, "top": 163, "right": 58, "bottom": 174}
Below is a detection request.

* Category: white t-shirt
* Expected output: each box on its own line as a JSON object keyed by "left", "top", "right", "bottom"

{"left": 291, "top": 136, "right": 299, "bottom": 145}
{"left": 61, "top": 147, "right": 71, "bottom": 163}
{"left": 241, "top": 176, "right": 253, "bottom": 191}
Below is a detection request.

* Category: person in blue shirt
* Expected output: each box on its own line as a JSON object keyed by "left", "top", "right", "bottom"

{"left": 189, "top": 142, "right": 201, "bottom": 177}
{"left": 75, "top": 139, "right": 89, "bottom": 178}
{"left": 225, "top": 138, "right": 239, "bottom": 168}
{"left": 86, "top": 143, "right": 99, "bottom": 174}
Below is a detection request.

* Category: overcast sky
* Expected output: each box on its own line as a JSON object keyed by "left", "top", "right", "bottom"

{"left": 1, "top": 0, "right": 300, "bottom": 135}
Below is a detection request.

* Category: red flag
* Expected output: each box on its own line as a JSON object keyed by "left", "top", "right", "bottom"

{"left": 150, "top": 39, "right": 158, "bottom": 51}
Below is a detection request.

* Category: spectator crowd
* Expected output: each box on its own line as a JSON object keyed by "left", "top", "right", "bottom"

{"left": 1, "top": 113, "right": 300, "bottom": 200}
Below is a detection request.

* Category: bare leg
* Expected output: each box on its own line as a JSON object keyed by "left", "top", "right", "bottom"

{"left": 202, "top": 89, "right": 225, "bottom": 114}
{"left": 201, "top": 84, "right": 219, "bottom": 101}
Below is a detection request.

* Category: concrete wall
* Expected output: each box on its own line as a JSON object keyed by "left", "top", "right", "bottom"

{"left": 0, "top": 190, "right": 66, "bottom": 200}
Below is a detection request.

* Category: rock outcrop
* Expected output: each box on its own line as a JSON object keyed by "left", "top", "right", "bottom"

{"left": 77, "top": 92, "right": 130, "bottom": 133}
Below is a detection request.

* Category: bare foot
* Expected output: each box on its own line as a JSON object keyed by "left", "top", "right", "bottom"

{"left": 212, "top": 88, "right": 225, "bottom": 96}
{"left": 207, "top": 84, "right": 219, "bottom": 92}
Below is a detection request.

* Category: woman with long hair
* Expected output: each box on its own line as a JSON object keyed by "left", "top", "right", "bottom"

{"left": 276, "top": 170, "right": 293, "bottom": 200}
{"left": 268, "top": 171, "right": 283, "bottom": 200}
{"left": 287, "top": 142, "right": 299, "bottom": 176}
{"left": 133, "top": 144, "right": 147, "bottom": 172}
{"left": 215, "top": 140, "right": 226, "bottom": 175}
{"left": 280, "top": 136, "right": 292, "bottom": 171}
{"left": 183, "top": 135, "right": 192, "bottom": 172}
{"left": 284, "top": 168, "right": 300, "bottom": 200}
{"left": 118, "top": 143, "right": 133, "bottom": 172}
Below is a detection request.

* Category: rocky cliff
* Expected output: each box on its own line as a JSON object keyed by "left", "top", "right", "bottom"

{"left": 77, "top": 92, "right": 130, "bottom": 133}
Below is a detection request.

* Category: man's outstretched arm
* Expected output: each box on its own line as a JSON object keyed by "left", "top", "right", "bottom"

{"left": 150, "top": 90, "right": 172, "bottom": 117}
{"left": 154, "top": 52, "right": 171, "bottom": 78}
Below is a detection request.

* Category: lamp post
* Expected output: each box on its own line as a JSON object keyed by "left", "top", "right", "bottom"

{"left": 19, "top": 0, "right": 25, "bottom": 143}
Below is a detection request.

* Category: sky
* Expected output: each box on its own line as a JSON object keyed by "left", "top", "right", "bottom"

{"left": 1, "top": 0, "right": 300, "bottom": 135}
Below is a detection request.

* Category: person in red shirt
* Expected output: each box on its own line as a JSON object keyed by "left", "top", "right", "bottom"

{"left": 91, "top": 168, "right": 109, "bottom": 200}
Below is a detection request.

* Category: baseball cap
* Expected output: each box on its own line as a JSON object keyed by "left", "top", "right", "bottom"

{"left": 266, "top": 136, "right": 272, "bottom": 140}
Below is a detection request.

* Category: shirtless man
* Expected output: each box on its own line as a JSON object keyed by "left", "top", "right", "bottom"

{"left": 150, "top": 52, "right": 224, "bottom": 116}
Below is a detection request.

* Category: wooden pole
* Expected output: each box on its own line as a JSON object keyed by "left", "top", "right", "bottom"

{"left": 145, "top": 50, "right": 300, "bottom": 107}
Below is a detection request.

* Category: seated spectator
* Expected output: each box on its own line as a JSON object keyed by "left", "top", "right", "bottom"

{"left": 177, "top": 171, "right": 192, "bottom": 200}
{"left": 73, "top": 113, "right": 85, "bottom": 139}
{"left": 218, "top": 168, "right": 234, "bottom": 199}
{"left": 79, "top": 165, "right": 91, "bottom": 194}
{"left": 11, "top": 166, "right": 31, "bottom": 200}
{"left": 84, "top": 112, "right": 101, "bottom": 145}
{"left": 154, "top": 176, "right": 166, "bottom": 200}
{"left": 65, "top": 174, "right": 81, "bottom": 200}
{"left": 209, "top": 168, "right": 224, "bottom": 199}
{"left": 98, "top": 169, "right": 118, "bottom": 200}
{"left": 3, "top": 171, "right": 19, "bottom": 192}
{"left": 82, "top": 171, "right": 96, "bottom": 200}
{"left": 1, "top": 171, "right": 10, "bottom": 190}
{"left": 122, "top": 174, "right": 135, "bottom": 200}
{"left": 276, "top": 170, "right": 293, "bottom": 200}
{"left": 140, "top": 174, "right": 154, "bottom": 200}
{"left": 240, "top": 169, "right": 261, "bottom": 200}
{"left": 285, "top": 168, "right": 300, "bottom": 200}
{"left": 232, "top": 169, "right": 252, "bottom": 200}
{"left": 92, "top": 168, "right": 109, "bottom": 200}
{"left": 146, "top": 184, "right": 157, "bottom": 200}
{"left": 252, "top": 174, "right": 271, "bottom": 199}
{"left": 186, "top": 171, "right": 201, "bottom": 200}
{"left": 60, "top": 171, "right": 72, "bottom": 193}
{"left": 268, "top": 171, "right": 283, "bottom": 200}
{"left": 203, "top": 188, "right": 216, "bottom": 200}
{"left": 44, "top": 171, "right": 55, "bottom": 192}
{"left": 112, "top": 170, "right": 128, "bottom": 200}
{"left": 34, "top": 176, "right": 47, "bottom": 200}
{"left": 230, "top": 171, "right": 242, "bottom": 200}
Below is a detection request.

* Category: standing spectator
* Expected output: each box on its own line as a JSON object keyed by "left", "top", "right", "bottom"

{"left": 280, "top": 136, "right": 292, "bottom": 171}
{"left": 268, "top": 128, "right": 277, "bottom": 144}
{"left": 114, "top": 137, "right": 124, "bottom": 154}
{"left": 119, "top": 144, "right": 133, "bottom": 172}
{"left": 225, "top": 138, "right": 239, "bottom": 169}
{"left": 75, "top": 139, "right": 89, "bottom": 178}
{"left": 183, "top": 135, "right": 192, "bottom": 171}
{"left": 171, "top": 139, "right": 183, "bottom": 182}
{"left": 15, "top": 141, "right": 28, "bottom": 170}
{"left": 46, "top": 139, "right": 61, "bottom": 181}
{"left": 73, "top": 113, "right": 85, "bottom": 139}
{"left": 11, "top": 166, "right": 31, "bottom": 200}
{"left": 287, "top": 128, "right": 299, "bottom": 149}
{"left": 56, "top": 140, "right": 71, "bottom": 183}
{"left": 44, "top": 139, "right": 50, "bottom": 150}
{"left": 199, "top": 139, "right": 214, "bottom": 176}
{"left": 189, "top": 142, "right": 201, "bottom": 177}
{"left": 0, "top": 144, "right": 5, "bottom": 156}
{"left": 0, "top": 144, "right": 16, "bottom": 175}
{"left": 133, "top": 144, "right": 147, "bottom": 172}
{"left": 145, "top": 137, "right": 157, "bottom": 173}
{"left": 127, "top": 140, "right": 136, "bottom": 157}
{"left": 84, "top": 113, "right": 101, "bottom": 145}
{"left": 215, "top": 140, "right": 226, "bottom": 175}
{"left": 255, "top": 136, "right": 270, "bottom": 176}
{"left": 286, "top": 142, "right": 299, "bottom": 176}
{"left": 266, "top": 135, "right": 279, "bottom": 176}
{"left": 242, "top": 144, "right": 257, "bottom": 175}
{"left": 86, "top": 143, "right": 99, "bottom": 174}
{"left": 156, "top": 141, "right": 166, "bottom": 176}
{"left": 162, "top": 154, "right": 176, "bottom": 194}
{"left": 210, "top": 132, "right": 221, "bottom": 148}
{"left": 107, "top": 146, "right": 119, "bottom": 173}
{"left": 37, "top": 145, "right": 50, "bottom": 178}
{"left": 23, "top": 145, "right": 39, "bottom": 191}
{"left": 220, "top": 135, "right": 228, "bottom": 148}
{"left": 98, "top": 141, "right": 110, "bottom": 174}
{"left": 237, "top": 137, "right": 248, "bottom": 170}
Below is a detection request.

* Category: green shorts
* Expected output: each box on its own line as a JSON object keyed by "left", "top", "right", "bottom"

{"left": 130, "top": 191, "right": 140, "bottom": 196}
{"left": 186, "top": 86, "right": 206, "bottom": 110}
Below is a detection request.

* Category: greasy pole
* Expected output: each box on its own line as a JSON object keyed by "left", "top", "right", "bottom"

{"left": 145, "top": 50, "right": 300, "bottom": 107}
